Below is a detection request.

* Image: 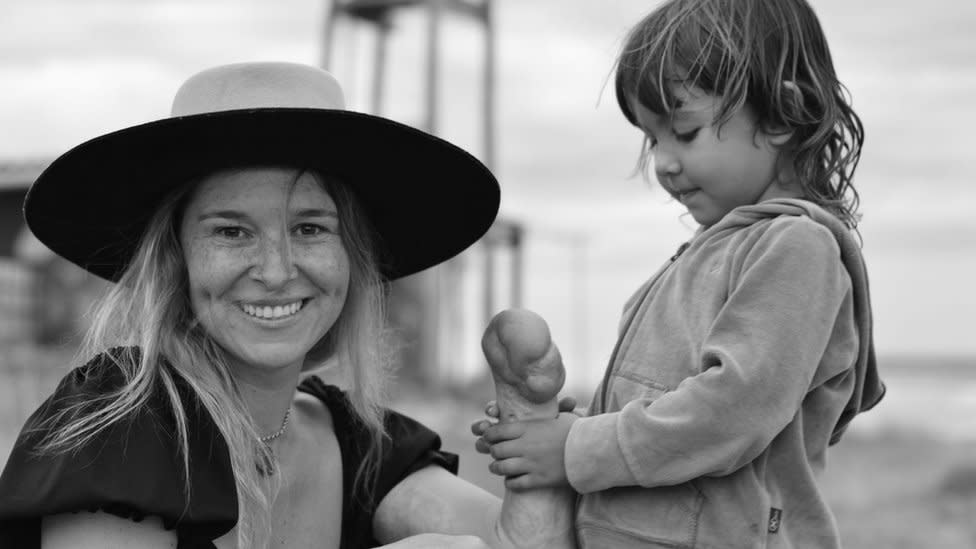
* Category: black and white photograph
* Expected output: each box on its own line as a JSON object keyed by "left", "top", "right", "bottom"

{"left": 1, "top": 1, "right": 974, "bottom": 547}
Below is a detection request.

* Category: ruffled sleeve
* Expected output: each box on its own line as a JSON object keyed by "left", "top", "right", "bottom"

{"left": 298, "top": 377, "right": 459, "bottom": 549}
{"left": 375, "top": 404, "right": 460, "bottom": 490}
{"left": 0, "top": 348, "right": 237, "bottom": 548}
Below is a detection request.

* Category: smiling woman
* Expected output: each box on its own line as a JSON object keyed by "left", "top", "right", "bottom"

{"left": 0, "top": 62, "right": 549, "bottom": 549}
{"left": 180, "top": 168, "right": 352, "bottom": 379}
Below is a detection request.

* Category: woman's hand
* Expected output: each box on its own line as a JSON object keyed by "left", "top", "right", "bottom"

{"left": 378, "top": 533, "right": 494, "bottom": 548}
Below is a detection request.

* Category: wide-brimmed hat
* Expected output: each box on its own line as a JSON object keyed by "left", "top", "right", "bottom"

{"left": 24, "top": 61, "right": 499, "bottom": 281}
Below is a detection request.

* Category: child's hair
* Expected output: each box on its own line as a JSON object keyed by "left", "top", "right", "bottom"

{"left": 614, "top": 0, "right": 864, "bottom": 228}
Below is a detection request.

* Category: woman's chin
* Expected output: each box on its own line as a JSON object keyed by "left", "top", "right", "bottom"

{"left": 222, "top": 343, "right": 309, "bottom": 375}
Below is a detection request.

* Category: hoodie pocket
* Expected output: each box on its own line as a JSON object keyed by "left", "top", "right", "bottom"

{"left": 576, "top": 482, "right": 704, "bottom": 548}
{"left": 582, "top": 362, "right": 705, "bottom": 546}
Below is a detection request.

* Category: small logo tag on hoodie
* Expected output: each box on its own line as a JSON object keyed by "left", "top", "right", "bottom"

{"left": 768, "top": 508, "right": 783, "bottom": 533}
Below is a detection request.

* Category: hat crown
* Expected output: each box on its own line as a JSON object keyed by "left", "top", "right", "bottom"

{"left": 171, "top": 61, "right": 346, "bottom": 116}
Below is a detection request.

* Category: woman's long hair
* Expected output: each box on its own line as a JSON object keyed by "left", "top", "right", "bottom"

{"left": 34, "top": 166, "right": 391, "bottom": 547}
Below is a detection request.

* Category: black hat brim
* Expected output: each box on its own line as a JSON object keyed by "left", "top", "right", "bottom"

{"left": 24, "top": 108, "right": 500, "bottom": 281}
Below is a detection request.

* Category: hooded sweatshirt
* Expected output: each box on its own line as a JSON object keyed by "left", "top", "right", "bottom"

{"left": 565, "top": 199, "right": 884, "bottom": 549}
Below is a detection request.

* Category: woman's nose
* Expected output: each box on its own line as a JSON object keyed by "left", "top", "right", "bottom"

{"left": 250, "top": 236, "right": 298, "bottom": 287}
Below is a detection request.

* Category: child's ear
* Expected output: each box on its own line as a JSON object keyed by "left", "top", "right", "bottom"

{"left": 767, "top": 80, "right": 803, "bottom": 146}
{"left": 767, "top": 129, "right": 793, "bottom": 147}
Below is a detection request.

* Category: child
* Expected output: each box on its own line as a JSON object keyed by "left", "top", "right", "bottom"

{"left": 475, "top": 0, "right": 885, "bottom": 547}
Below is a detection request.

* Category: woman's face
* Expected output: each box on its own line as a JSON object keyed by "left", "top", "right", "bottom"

{"left": 179, "top": 166, "right": 350, "bottom": 377}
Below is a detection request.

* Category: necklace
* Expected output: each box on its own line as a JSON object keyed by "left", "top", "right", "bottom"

{"left": 257, "top": 408, "right": 291, "bottom": 476}
{"left": 260, "top": 407, "right": 291, "bottom": 444}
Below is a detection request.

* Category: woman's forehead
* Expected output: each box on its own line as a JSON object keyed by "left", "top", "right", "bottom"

{"left": 187, "top": 167, "right": 336, "bottom": 212}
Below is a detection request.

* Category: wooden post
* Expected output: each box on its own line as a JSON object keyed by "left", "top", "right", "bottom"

{"left": 372, "top": 19, "right": 390, "bottom": 114}
{"left": 321, "top": 0, "right": 337, "bottom": 69}
{"left": 483, "top": 0, "right": 495, "bottom": 171}
{"left": 419, "top": 0, "right": 443, "bottom": 378}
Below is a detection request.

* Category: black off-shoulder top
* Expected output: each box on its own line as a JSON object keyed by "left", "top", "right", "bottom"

{"left": 0, "top": 349, "right": 458, "bottom": 548}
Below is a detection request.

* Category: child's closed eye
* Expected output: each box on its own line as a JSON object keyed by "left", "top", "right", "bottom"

{"left": 674, "top": 127, "right": 700, "bottom": 143}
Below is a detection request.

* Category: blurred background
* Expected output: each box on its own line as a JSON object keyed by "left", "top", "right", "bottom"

{"left": 1, "top": 1, "right": 974, "bottom": 546}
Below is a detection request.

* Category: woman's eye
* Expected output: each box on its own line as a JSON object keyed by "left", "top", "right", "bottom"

{"left": 674, "top": 128, "right": 700, "bottom": 143}
{"left": 295, "top": 223, "right": 332, "bottom": 237}
{"left": 215, "top": 226, "right": 247, "bottom": 239}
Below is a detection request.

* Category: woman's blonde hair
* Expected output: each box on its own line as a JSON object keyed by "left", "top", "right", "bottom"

{"left": 35, "top": 166, "right": 391, "bottom": 547}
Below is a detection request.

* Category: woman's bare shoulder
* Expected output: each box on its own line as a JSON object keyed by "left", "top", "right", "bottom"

{"left": 42, "top": 510, "right": 177, "bottom": 549}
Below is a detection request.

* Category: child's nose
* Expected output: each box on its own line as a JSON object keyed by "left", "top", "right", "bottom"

{"left": 653, "top": 149, "right": 681, "bottom": 178}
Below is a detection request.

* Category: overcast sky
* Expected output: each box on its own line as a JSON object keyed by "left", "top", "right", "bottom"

{"left": 1, "top": 0, "right": 974, "bottom": 386}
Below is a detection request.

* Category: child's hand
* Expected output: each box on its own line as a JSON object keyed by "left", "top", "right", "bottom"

{"left": 470, "top": 396, "right": 579, "bottom": 455}
{"left": 480, "top": 412, "right": 579, "bottom": 491}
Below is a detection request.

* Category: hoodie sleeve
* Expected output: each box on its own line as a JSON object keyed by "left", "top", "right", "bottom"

{"left": 565, "top": 217, "right": 856, "bottom": 493}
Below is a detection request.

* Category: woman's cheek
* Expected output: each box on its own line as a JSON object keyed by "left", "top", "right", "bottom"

{"left": 186, "top": 241, "right": 241, "bottom": 303}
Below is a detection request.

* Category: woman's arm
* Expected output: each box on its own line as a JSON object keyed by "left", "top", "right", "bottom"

{"left": 373, "top": 465, "right": 506, "bottom": 546}
{"left": 41, "top": 511, "right": 176, "bottom": 549}
{"left": 377, "top": 531, "right": 493, "bottom": 549}
{"left": 374, "top": 463, "right": 579, "bottom": 549}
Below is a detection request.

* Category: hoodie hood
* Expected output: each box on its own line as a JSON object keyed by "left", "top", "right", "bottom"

{"left": 706, "top": 198, "right": 885, "bottom": 443}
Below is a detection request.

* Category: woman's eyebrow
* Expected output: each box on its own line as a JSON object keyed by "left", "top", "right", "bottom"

{"left": 292, "top": 208, "right": 338, "bottom": 218}
{"left": 196, "top": 210, "right": 249, "bottom": 221}
{"left": 195, "top": 208, "right": 338, "bottom": 220}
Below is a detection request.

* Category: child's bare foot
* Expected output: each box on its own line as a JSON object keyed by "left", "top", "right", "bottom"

{"left": 482, "top": 309, "right": 565, "bottom": 423}
{"left": 480, "top": 309, "right": 576, "bottom": 548}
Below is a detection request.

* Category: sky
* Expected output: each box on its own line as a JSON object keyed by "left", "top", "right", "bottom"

{"left": 1, "top": 0, "right": 975, "bottom": 389}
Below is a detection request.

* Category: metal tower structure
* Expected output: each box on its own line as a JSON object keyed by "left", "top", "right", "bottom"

{"left": 322, "top": 0, "right": 523, "bottom": 383}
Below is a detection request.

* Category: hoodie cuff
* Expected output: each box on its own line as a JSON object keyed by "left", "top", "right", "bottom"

{"left": 564, "top": 412, "right": 635, "bottom": 493}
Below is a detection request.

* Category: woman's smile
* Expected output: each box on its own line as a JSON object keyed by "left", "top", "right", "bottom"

{"left": 239, "top": 299, "right": 308, "bottom": 321}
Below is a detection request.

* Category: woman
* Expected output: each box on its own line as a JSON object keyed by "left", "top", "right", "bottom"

{"left": 0, "top": 62, "right": 513, "bottom": 548}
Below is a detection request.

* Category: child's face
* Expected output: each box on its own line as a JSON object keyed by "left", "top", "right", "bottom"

{"left": 628, "top": 86, "right": 796, "bottom": 227}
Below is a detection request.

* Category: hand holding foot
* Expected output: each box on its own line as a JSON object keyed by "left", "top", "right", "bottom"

{"left": 480, "top": 309, "right": 577, "bottom": 549}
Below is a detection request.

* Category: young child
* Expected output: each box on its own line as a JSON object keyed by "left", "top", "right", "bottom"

{"left": 475, "top": 0, "right": 885, "bottom": 547}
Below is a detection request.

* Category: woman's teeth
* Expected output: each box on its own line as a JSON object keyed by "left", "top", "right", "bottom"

{"left": 241, "top": 301, "right": 303, "bottom": 320}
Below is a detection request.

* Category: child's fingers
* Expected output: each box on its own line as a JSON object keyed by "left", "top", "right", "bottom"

{"left": 504, "top": 474, "right": 538, "bottom": 492}
{"left": 484, "top": 400, "right": 499, "bottom": 418}
{"left": 470, "top": 418, "right": 493, "bottom": 436}
{"left": 474, "top": 437, "right": 491, "bottom": 455}
{"left": 482, "top": 421, "right": 526, "bottom": 443}
{"left": 489, "top": 457, "right": 530, "bottom": 477}
{"left": 487, "top": 439, "right": 521, "bottom": 460}
{"left": 557, "top": 396, "right": 578, "bottom": 413}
